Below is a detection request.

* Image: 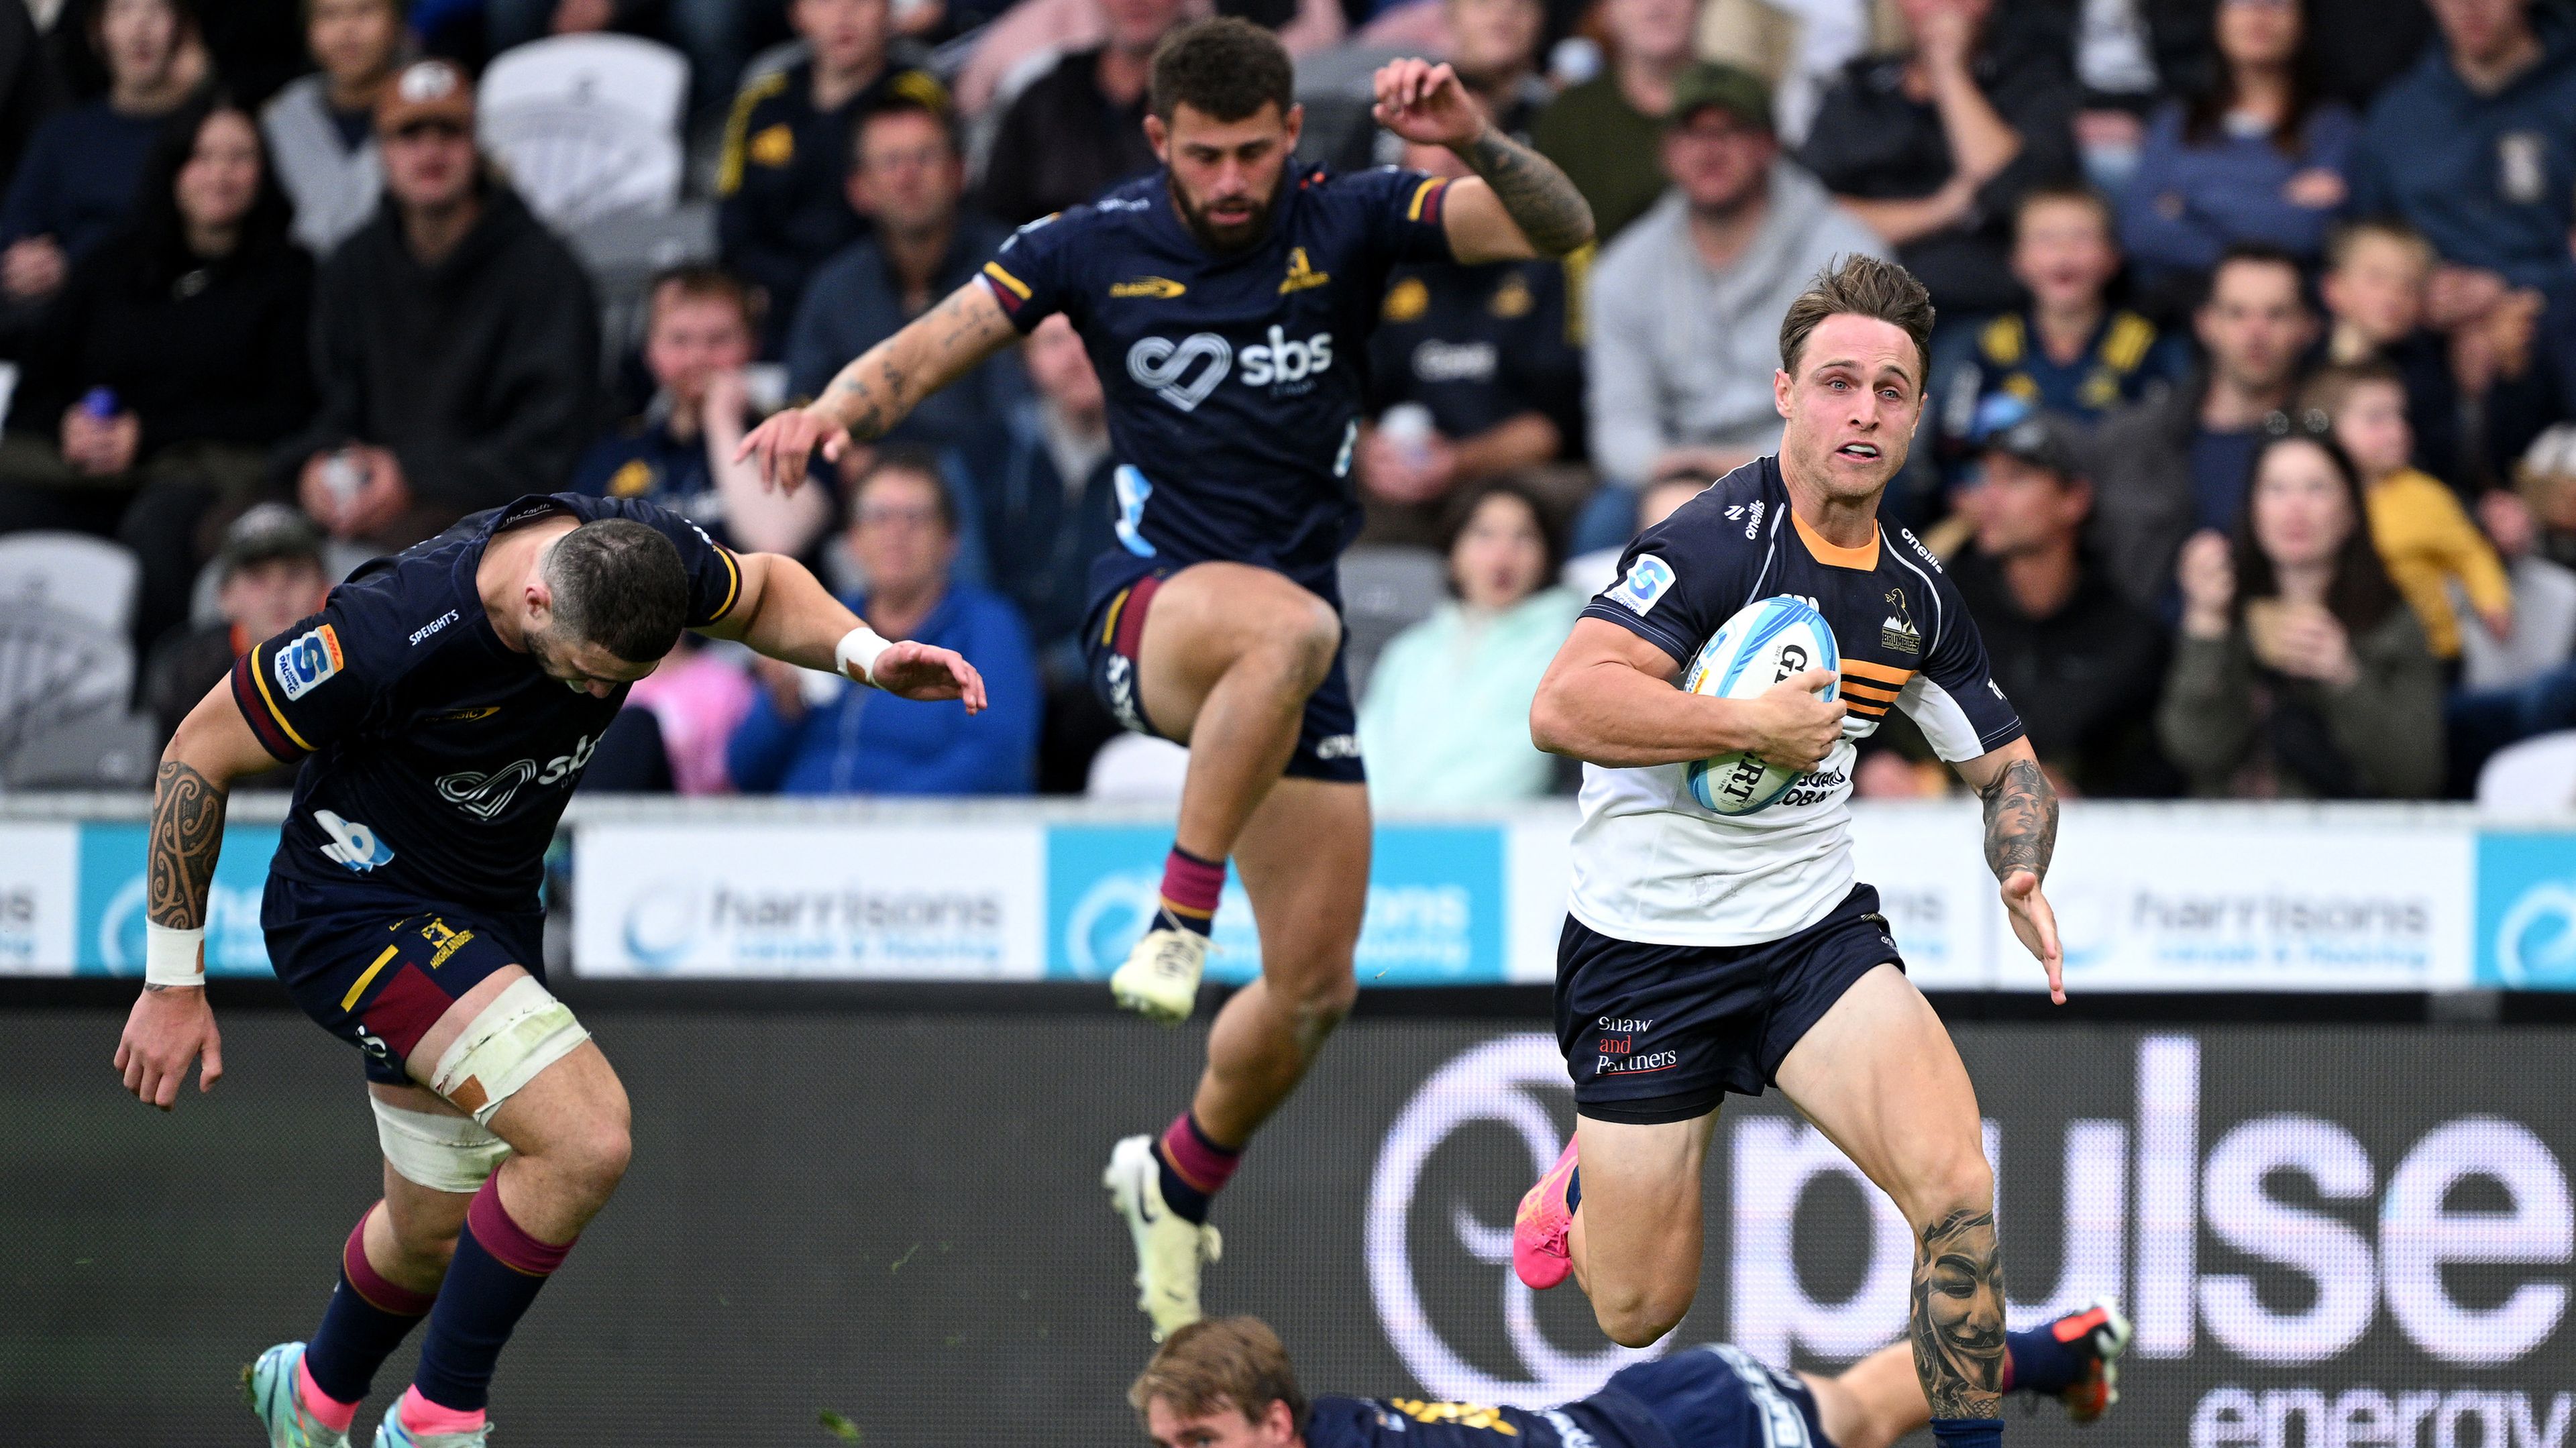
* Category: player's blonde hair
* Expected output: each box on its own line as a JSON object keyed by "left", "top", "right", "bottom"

{"left": 1128, "top": 1317, "right": 1310, "bottom": 1435}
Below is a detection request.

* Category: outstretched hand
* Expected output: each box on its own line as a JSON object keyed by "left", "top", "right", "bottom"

{"left": 860, "top": 640, "right": 988, "bottom": 713}
{"left": 733, "top": 404, "right": 851, "bottom": 494}
{"left": 1371, "top": 58, "right": 1486, "bottom": 150}
{"left": 2001, "top": 869, "right": 2064, "bottom": 1003}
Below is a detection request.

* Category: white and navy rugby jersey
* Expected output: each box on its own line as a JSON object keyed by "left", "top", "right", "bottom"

{"left": 1570, "top": 457, "right": 2025, "bottom": 946}
{"left": 233, "top": 494, "right": 742, "bottom": 915}
{"left": 978, "top": 164, "right": 1458, "bottom": 599}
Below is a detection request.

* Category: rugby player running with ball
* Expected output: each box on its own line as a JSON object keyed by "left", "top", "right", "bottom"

{"left": 1515, "top": 255, "right": 2065, "bottom": 1448}
{"left": 739, "top": 17, "right": 1594, "bottom": 1339}
{"left": 115, "top": 494, "right": 983, "bottom": 1447}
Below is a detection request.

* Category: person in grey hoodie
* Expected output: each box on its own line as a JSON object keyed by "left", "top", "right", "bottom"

{"left": 1581, "top": 62, "right": 1886, "bottom": 550}
{"left": 260, "top": 0, "right": 403, "bottom": 258}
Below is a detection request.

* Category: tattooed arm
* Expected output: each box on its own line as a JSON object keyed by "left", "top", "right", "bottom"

{"left": 1911, "top": 1206, "right": 2008, "bottom": 1421}
{"left": 1955, "top": 736, "right": 2065, "bottom": 1001}
{"left": 733, "top": 280, "right": 1020, "bottom": 492}
{"left": 115, "top": 682, "right": 274, "bottom": 1109}
{"left": 1370, "top": 58, "right": 1595, "bottom": 262}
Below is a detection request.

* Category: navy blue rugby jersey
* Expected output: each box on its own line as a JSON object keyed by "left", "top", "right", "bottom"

{"left": 233, "top": 494, "right": 741, "bottom": 914}
{"left": 1569, "top": 457, "right": 2027, "bottom": 946}
{"left": 1301, "top": 1388, "right": 1670, "bottom": 1448}
{"left": 978, "top": 164, "right": 1458, "bottom": 594}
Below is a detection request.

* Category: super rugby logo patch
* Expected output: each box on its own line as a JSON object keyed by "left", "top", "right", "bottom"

{"left": 1612, "top": 556, "right": 1674, "bottom": 616}
{"left": 275, "top": 624, "right": 343, "bottom": 700}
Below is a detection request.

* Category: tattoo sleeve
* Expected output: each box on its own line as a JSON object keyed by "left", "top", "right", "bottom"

{"left": 1911, "top": 1208, "right": 2006, "bottom": 1420}
{"left": 1978, "top": 757, "right": 2057, "bottom": 883}
{"left": 146, "top": 760, "right": 228, "bottom": 931}
{"left": 1458, "top": 128, "right": 1595, "bottom": 256}
{"left": 826, "top": 285, "right": 1012, "bottom": 443}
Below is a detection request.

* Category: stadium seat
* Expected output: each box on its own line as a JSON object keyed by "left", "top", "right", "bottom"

{"left": 570, "top": 199, "right": 717, "bottom": 370}
{"left": 2477, "top": 730, "right": 2576, "bottom": 814}
{"left": 1087, "top": 732, "right": 1189, "bottom": 803}
{"left": 4, "top": 708, "right": 155, "bottom": 789}
{"left": 479, "top": 34, "right": 688, "bottom": 231}
{"left": 1338, "top": 544, "right": 1446, "bottom": 700}
{"left": 0, "top": 531, "right": 140, "bottom": 636}
{"left": 0, "top": 603, "right": 135, "bottom": 768}
{"left": 2459, "top": 559, "right": 2576, "bottom": 692}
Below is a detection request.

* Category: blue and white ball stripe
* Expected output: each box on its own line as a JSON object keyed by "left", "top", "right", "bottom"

{"left": 1682, "top": 596, "right": 1839, "bottom": 816}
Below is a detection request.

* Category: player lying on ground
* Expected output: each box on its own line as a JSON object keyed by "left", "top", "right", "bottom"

{"left": 1130, "top": 1308, "right": 2131, "bottom": 1448}
{"left": 737, "top": 17, "right": 1593, "bottom": 1339}
{"left": 113, "top": 494, "right": 982, "bottom": 1448}
{"left": 1516, "top": 255, "right": 2065, "bottom": 1448}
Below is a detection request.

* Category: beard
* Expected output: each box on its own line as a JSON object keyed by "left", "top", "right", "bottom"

{"left": 1169, "top": 172, "right": 1278, "bottom": 254}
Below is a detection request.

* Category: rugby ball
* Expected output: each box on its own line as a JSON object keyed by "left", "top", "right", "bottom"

{"left": 1682, "top": 596, "right": 1841, "bottom": 815}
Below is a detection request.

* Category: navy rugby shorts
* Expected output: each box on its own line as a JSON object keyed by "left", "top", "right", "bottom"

{"left": 264, "top": 877, "right": 547, "bottom": 1086}
{"left": 1554, "top": 885, "right": 1902, "bottom": 1123}
{"left": 1597, "top": 1345, "right": 1832, "bottom": 1447}
{"left": 1083, "top": 565, "right": 1365, "bottom": 785}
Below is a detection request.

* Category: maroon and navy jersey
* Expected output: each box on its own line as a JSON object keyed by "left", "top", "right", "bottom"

{"left": 978, "top": 164, "right": 1456, "bottom": 598}
{"left": 234, "top": 494, "right": 741, "bottom": 914}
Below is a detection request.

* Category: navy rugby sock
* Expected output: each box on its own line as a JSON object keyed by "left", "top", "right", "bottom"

{"left": 2002, "top": 1323, "right": 2083, "bottom": 1396}
{"left": 1931, "top": 1418, "right": 2004, "bottom": 1448}
{"left": 303, "top": 1209, "right": 435, "bottom": 1407}
{"left": 1565, "top": 1165, "right": 1581, "bottom": 1215}
{"left": 410, "top": 1174, "right": 576, "bottom": 1413}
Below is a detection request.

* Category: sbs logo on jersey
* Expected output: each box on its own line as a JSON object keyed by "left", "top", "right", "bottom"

{"left": 1126, "top": 327, "right": 1336, "bottom": 411}
{"left": 434, "top": 733, "right": 598, "bottom": 820}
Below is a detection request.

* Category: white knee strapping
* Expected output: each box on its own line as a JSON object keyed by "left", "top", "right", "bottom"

{"left": 372, "top": 1097, "right": 512, "bottom": 1193}
{"left": 429, "top": 975, "right": 591, "bottom": 1125}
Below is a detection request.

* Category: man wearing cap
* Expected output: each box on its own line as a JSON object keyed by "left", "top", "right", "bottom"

{"left": 142, "top": 503, "right": 333, "bottom": 763}
{"left": 275, "top": 59, "right": 601, "bottom": 554}
{"left": 1582, "top": 62, "right": 1885, "bottom": 546}
{"left": 1951, "top": 408, "right": 2170, "bottom": 796}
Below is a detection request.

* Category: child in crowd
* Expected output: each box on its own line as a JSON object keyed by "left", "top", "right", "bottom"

{"left": 2305, "top": 361, "right": 2511, "bottom": 665}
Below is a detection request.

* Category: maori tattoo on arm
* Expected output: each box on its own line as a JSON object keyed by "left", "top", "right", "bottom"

{"left": 1459, "top": 128, "right": 1595, "bottom": 256}
{"left": 146, "top": 760, "right": 229, "bottom": 933}
{"left": 1978, "top": 757, "right": 2057, "bottom": 883}
{"left": 1910, "top": 1207, "right": 2006, "bottom": 1420}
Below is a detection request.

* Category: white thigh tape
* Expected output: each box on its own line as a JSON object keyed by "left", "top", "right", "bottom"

{"left": 429, "top": 976, "right": 590, "bottom": 1125}
{"left": 371, "top": 1097, "right": 512, "bottom": 1194}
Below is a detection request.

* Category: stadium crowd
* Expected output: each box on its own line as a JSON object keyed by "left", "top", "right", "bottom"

{"left": 3, "top": 0, "right": 2575, "bottom": 803}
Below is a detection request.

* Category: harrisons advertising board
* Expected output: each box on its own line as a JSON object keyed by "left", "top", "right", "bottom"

{"left": 1045, "top": 823, "right": 1503, "bottom": 983}
{"left": 75, "top": 822, "right": 280, "bottom": 977}
{"left": 573, "top": 822, "right": 1042, "bottom": 977}
{"left": 1366, "top": 1029, "right": 2575, "bottom": 1447}
{"left": 0, "top": 822, "right": 74, "bottom": 974}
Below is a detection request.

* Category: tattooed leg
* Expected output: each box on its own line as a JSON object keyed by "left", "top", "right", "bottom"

{"left": 1911, "top": 1206, "right": 2006, "bottom": 1421}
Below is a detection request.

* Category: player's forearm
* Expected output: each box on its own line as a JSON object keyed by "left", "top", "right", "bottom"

{"left": 1975, "top": 755, "right": 2057, "bottom": 884}
{"left": 1455, "top": 125, "right": 1594, "bottom": 256}
{"left": 1532, "top": 661, "right": 1767, "bottom": 766}
{"left": 148, "top": 693, "right": 263, "bottom": 937}
{"left": 730, "top": 551, "right": 865, "bottom": 673}
{"left": 812, "top": 282, "right": 1014, "bottom": 441}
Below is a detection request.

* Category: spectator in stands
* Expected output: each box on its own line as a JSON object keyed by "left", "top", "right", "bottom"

{"left": 1561, "top": 463, "right": 1707, "bottom": 595}
{"left": 975, "top": 0, "right": 1181, "bottom": 225}
{"left": 1532, "top": 0, "right": 1698, "bottom": 243}
{"left": 1583, "top": 63, "right": 1884, "bottom": 543}
{"left": 0, "top": 95, "right": 313, "bottom": 658}
{"left": 1357, "top": 129, "right": 1582, "bottom": 545}
{"left": 623, "top": 634, "right": 759, "bottom": 794}
{"left": 1798, "top": 0, "right": 2080, "bottom": 317}
{"left": 2092, "top": 243, "right": 2316, "bottom": 611}
{"left": 262, "top": 0, "right": 401, "bottom": 257}
{"left": 487, "top": 0, "right": 752, "bottom": 124}
{"left": 1951, "top": 410, "right": 2169, "bottom": 795}
{"left": 1, "top": 0, "right": 207, "bottom": 313}
{"left": 1929, "top": 185, "right": 2184, "bottom": 478}
{"left": 982, "top": 315, "right": 1122, "bottom": 791}
{"left": 2160, "top": 428, "right": 2443, "bottom": 799}
{"left": 576, "top": 265, "right": 835, "bottom": 559}
{"left": 729, "top": 449, "right": 1040, "bottom": 794}
{"left": 2116, "top": 0, "right": 2355, "bottom": 289}
{"left": 788, "top": 95, "right": 1026, "bottom": 461}
{"left": 1395, "top": 0, "right": 1554, "bottom": 144}
{"left": 1356, "top": 477, "right": 1581, "bottom": 807}
{"left": 2306, "top": 360, "right": 2512, "bottom": 665}
{"left": 281, "top": 60, "right": 600, "bottom": 551}
{"left": 2350, "top": 0, "right": 2576, "bottom": 298}
{"left": 141, "top": 502, "right": 328, "bottom": 757}
{"left": 0, "top": 1, "right": 63, "bottom": 203}
{"left": 718, "top": 0, "right": 949, "bottom": 353}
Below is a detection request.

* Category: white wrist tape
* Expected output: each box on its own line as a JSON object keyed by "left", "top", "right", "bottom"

{"left": 144, "top": 922, "right": 207, "bottom": 987}
{"left": 835, "top": 625, "right": 892, "bottom": 685}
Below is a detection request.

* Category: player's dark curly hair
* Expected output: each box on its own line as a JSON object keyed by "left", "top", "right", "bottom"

{"left": 1149, "top": 17, "right": 1295, "bottom": 124}
{"left": 1128, "top": 1317, "right": 1311, "bottom": 1436}
{"left": 545, "top": 519, "right": 690, "bottom": 664}
{"left": 1778, "top": 253, "right": 1935, "bottom": 384}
